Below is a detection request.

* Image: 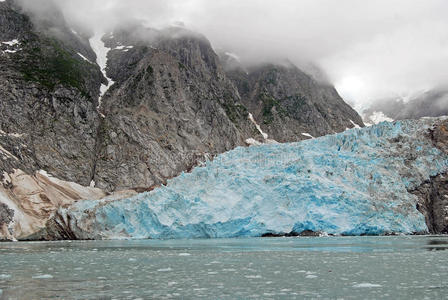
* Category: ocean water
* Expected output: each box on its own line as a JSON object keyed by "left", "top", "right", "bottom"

{"left": 0, "top": 236, "right": 447, "bottom": 299}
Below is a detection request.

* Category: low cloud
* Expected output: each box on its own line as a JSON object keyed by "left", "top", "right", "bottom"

{"left": 17, "top": 0, "right": 448, "bottom": 114}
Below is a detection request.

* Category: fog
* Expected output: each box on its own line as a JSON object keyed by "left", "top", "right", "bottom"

{"left": 17, "top": 0, "right": 448, "bottom": 115}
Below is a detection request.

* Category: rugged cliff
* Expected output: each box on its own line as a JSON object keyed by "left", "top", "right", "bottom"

{"left": 223, "top": 54, "right": 364, "bottom": 142}
{"left": 412, "top": 119, "right": 448, "bottom": 233}
{"left": 90, "top": 25, "right": 260, "bottom": 192}
{"left": 0, "top": 0, "right": 102, "bottom": 185}
{"left": 0, "top": 0, "right": 105, "bottom": 240}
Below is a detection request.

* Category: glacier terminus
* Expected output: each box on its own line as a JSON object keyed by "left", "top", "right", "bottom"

{"left": 45, "top": 117, "right": 448, "bottom": 239}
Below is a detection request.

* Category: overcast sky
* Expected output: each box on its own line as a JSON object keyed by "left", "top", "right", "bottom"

{"left": 22, "top": 0, "right": 448, "bottom": 112}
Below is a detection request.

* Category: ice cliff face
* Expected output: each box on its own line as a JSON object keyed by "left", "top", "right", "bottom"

{"left": 43, "top": 118, "right": 448, "bottom": 240}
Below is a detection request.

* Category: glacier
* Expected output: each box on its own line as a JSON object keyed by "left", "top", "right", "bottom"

{"left": 52, "top": 118, "right": 448, "bottom": 239}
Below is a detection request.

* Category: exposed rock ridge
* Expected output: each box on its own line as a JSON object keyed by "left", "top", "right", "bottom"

{"left": 413, "top": 172, "right": 448, "bottom": 234}
{"left": 88, "top": 26, "right": 261, "bottom": 191}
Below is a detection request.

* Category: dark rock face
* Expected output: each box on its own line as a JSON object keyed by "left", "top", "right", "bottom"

{"left": 412, "top": 120, "right": 448, "bottom": 234}
{"left": 34, "top": 210, "right": 80, "bottom": 241}
{"left": 413, "top": 173, "right": 448, "bottom": 234}
{"left": 0, "top": 203, "right": 14, "bottom": 228}
{"left": 90, "top": 26, "right": 260, "bottom": 191}
{"left": 224, "top": 58, "right": 364, "bottom": 142}
{"left": 261, "top": 231, "right": 300, "bottom": 237}
{"left": 297, "top": 230, "right": 321, "bottom": 237}
{"left": 429, "top": 119, "right": 448, "bottom": 154}
{"left": 0, "top": 202, "right": 14, "bottom": 240}
{"left": 0, "top": 0, "right": 103, "bottom": 185}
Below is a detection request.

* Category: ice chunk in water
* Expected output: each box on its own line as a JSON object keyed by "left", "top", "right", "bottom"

{"left": 353, "top": 283, "right": 382, "bottom": 288}
{"left": 32, "top": 274, "right": 53, "bottom": 279}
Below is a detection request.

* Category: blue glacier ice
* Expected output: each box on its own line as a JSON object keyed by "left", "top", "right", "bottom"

{"left": 57, "top": 118, "right": 448, "bottom": 239}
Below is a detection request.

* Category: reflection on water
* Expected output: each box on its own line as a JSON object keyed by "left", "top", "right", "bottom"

{"left": 0, "top": 236, "right": 447, "bottom": 299}
{"left": 425, "top": 239, "right": 448, "bottom": 251}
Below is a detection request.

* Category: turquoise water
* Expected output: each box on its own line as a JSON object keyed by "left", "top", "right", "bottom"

{"left": 0, "top": 236, "right": 447, "bottom": 299}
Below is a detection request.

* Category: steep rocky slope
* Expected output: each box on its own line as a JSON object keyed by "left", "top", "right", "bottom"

{"left": 91, "top": 25, "right": 260, "bottom": 191}
{"left": 0, "top": 0, "right": 105, "bottom": 240}
{"left": 0, "top": 0, "right": 103, "bottom": 184}
{"left": 223, "top": 54, "right": 364, "bottom": 142}
{"left": 412, "top": 119, "right": 448, "bottom": 233}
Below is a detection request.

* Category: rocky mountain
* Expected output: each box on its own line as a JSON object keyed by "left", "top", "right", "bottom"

{"left": 0, "top": 0, "right": 105, "bottom": 239}
{"left": 0, "top": 0, "right": 103, "bottom": 185}
{"left": 0, "top": 0, "right": 366, "bottom": 240}
{"left": 363, "top": 88, "right": 448, "bottom": 123}
{"left": 222, "top": 54, "right": 364, "bottom": 142}
{"left": 91, "top": 25, "right": 260, "bottom": 192}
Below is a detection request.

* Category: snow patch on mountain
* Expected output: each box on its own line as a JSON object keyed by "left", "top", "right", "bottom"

{"left": 1, "top": 39, "right": 22, "bottom": 54}
{"left": 89, "top": 32, "right": 115, "bottom": 118}
{"left": 224, "top": 52, "right": 240, "bottom": 62}
{"left": 245, "top": 138, "right": 262, "bottom": 146}
{"left": 301, "top": 133, "right": 314, "bottom": 139}
{"left": 114, "top": 45, "right": 134, "bottom": 51}
{"left": 2, "top": 39, "right": 19, "bottom": 46}
{"left": 77, "top": 52, "right": 93, "bottom": 64}
{"left": 246, "top": 113, "right": 278, "bottom": 145}
{"left": 350, "top": 120, "right": 361, "bottom": 128}
{"left": 248, "top": 113, "right": 268, "bottom": 139}
{"left": 3, "top": 49, "right": 21, "bottom": 54}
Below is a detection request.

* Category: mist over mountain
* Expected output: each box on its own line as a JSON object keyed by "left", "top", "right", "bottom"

{"left": 14, "top": 0, "right": 448, "bottom": 116}
{"left": 364, "top": 89, "right": 448, "bottom": 123}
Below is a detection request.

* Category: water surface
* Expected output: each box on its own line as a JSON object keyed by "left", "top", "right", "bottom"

{"left": 0, "top": 236, "right": 447, "bottom": 299}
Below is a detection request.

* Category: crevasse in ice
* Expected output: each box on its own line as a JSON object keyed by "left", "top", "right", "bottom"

{"left": 60, "top": 118, "right": 448, "bottom": 239}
